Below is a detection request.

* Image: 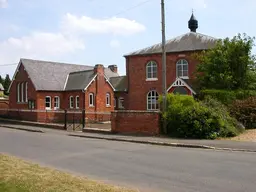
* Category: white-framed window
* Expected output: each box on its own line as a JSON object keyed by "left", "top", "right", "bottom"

{"left": 106, "top": 93, "right": 111, "bottom": 106}
{"left": 76, "top": 96, "right": 80, "bottom": 109}
{"left": 69, "top": 96, "right": 74, "bottom": 108}
{"left": 146, "top": 61, "right": 157, "bottom": 80}
{"left": 17, "top": 83, "right": 20, "bottom": 102}
{"left": 118, "top": 97, "right": 124, "bottom": 109}
{"left": 25, "top": 82, "right": 28, "bottom": 102}
{"left": 45, "top": 96, "right": 51, "bottom": 110}
{"left": 54, "top": 96, "right": 60, "bottom": 110}
{"left": 177, "top": 59, "right": 189, "bottom": 79}
{"left": 89, "top": 93, "right": 94, "bottom": 107}
{"left": 21, "top": 82, "right": 24, "bottom": 102}
{"left": 147, "top": 90, "right": 159, "bottom": 110}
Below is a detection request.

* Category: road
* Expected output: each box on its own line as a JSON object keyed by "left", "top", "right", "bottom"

{"left": 0, "top": 128, "right": 255, "bottom": 192}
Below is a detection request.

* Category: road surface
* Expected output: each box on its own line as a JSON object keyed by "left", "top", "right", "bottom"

{"left": 0, "top": 128, "right": 255, "bottom": 192}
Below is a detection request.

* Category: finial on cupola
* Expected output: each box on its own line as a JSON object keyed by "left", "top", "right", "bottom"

{"left": 188, "top": 9, "right": 198, "bottom": 32}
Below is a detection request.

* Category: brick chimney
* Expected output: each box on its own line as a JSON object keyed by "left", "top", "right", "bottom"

{"left": 108, "top": 65, "right": 118, "bottom": 73}
{"left": 94, "top": 64, "right": 104, "bottom": 75}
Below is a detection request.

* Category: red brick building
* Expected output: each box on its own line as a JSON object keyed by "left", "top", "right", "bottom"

{"left": 122, "top": 13, "right": 218, "bottom": 110}
{"left": 8, "top": 59, "right": 127, "bottom": 112}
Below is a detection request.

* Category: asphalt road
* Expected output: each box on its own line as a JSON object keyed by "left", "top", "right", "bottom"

{"left": 0, "top": 128, "right": 255, "bottom": 192}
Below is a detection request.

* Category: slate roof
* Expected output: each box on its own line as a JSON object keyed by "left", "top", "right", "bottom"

{"left": 65, "top": 70, "right": 95, "bottom": 91}
{"left": 0, "top": 83, "right": 4, "bottom": 91}
{"left": 124, "top": 32, "right": 218, "bottom": 56}
{"left": 109, "top": 76, "right": 128, "bottom": 92}
{"left": 19, "top": 58, "right": 119, "bottom": 91}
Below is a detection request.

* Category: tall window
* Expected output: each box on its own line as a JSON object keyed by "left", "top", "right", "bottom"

{"left": 147, "top": 90, "right": 159, "bottom": 110}
{"left": 106, "top": 93, "right": 110, "bottom": 106}
{"left": 54, "top": 96, "right": 60, "bottom": 109}
{"left": 69, "top": 96, "right": 74, "bottom": 108}
{"left": 76, "top": 96, "right": 80, "bottom": 109}
{"left": 89, "top": 93, "right": 94, "bottom": 107}
{"left": 118, "top": 97, "right": 124, "bottom": 109}
{"left": 45, "top": 96, "right": 51, "bottom": 110}
{"left": 146, "top": 61, "right": 157, "bottom": 79}
{"left": 17, "top": 83, "right": 20, "bottom": 102}
{"left": 25, "top": 82, "right": 28, "bottom": 102}
{"left": 176, "top": 59, "right": 188, "bottom": 78}
{"left": 21, "top": 82, "right": 24, "bottom": 102}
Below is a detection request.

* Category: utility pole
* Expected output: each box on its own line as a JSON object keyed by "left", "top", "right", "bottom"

{"left": 161, "top": 0, "right": 167, "bottom": 134}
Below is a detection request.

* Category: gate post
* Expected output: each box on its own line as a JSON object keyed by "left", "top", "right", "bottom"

{"left": 64, "top": 109, "right": 67, "bottom": 130}
{"left": 82, "top": 109, "right": 85, "bottom": 129}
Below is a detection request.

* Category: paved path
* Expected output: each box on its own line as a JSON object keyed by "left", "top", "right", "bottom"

{"left": 0, "top": 128, "right": 256, "bottom": 192}
{"left": 1, "top": 122, "right": 256, "bottom": 151}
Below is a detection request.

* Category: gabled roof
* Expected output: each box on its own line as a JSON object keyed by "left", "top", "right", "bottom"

{"left": 0, "top": 83, "right": 4, "bottom": 91}
{"left": 65, "top": 70, "right": 96, "bottom": 91}
{"left": 124, "top": 32, "right": 218, "bottom": 56}
{"left": 167, "top": 77, "right": 196, "bottom": 95}
{"left": 109, "top": 76, "right": 128, "bottom": 92}
{"left": 10, "top": 58, "right": 119, "bottom": 91}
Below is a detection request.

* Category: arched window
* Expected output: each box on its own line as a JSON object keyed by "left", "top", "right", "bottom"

{"left": 106, "top": 93, "right": 111, "bottom": 106}
{"left": 76, "top": 96, "right": 80, "bottom": 109}
{"left": 21, "top": 82, "right": 24, "bottom": 102}
{"left": 69, "top": 96, "right": 74, "bottom": 108}
{"left": 147, "top": 90, "right": 159, "bottom": 110}
{"left": 17, "top": 83, "right": 20, "bottom": 102}
{"left": 25, "top": 82, "right": 28, "bottom": 102}
{"left": 118, "top": 97, "right": 124, "bottom": 109}
{"left": 176, "top": 59, "right": 188, "bottom": 78}
{"left": 89, "top": 93, "right": 94, "bottom": 107}
{"left": 146, "top": 61, "right": 157, "bottom": 79}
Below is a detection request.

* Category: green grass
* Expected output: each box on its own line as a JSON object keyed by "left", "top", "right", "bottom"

{"left": 0, "top": 154, "right": 136, "bottom": 192}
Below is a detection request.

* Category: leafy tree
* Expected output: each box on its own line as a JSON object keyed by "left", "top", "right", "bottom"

{"left": 3, "top": 74, "right": 11, "bottom": 95}
{"left": 194, "top": 33, "right": 256, "bottom": 90}
{"left": 0, "top": 75, "right": 3, "bottom": 85}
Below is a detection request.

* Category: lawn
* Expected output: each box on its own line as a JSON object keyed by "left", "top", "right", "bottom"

{"left": 0, "top": 154, "right": 136, "bottom": 192}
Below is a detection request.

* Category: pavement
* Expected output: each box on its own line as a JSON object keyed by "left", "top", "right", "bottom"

{"left": 0, "top": 122, "right": 256, "bottom": 152}
{"left": 0, "top": 128, "right": 256, "bottom": 192}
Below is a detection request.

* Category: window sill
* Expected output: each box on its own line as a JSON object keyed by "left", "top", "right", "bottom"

{"left": 17, "top": 102, "right": 28, "bottom": 104}
{"left": 106, "top": 105, "right": 111, "bottom": 108}
{"left": 146, "top": 78, "right": 158, "bottom": 82}
{"left": 89, "top": 105, "right": 95, "bottom": 108}
{"left": 178, "top": 76, "right": 189, "bottom": 79}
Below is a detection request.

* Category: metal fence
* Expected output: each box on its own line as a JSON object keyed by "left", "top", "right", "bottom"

{"left": 0, "top": 109, "right": 112, "bottom": 131}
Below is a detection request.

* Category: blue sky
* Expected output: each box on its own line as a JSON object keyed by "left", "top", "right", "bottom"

{"left": 0, "top": 0, "right": 255, "bottom": 78}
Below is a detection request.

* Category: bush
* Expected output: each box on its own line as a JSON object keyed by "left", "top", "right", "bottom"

{"left": 161, "top": 94, "right": 242, "bottom": 139}
{"left": 198, "top": 89, "right": 256, "bottom": 105}
{"left": 230, "top": 97, "right": 256, "bottom": 129}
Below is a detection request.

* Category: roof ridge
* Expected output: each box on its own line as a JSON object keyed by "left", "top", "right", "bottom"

{"left": 20, "top": 58, "right": 93, "bottom": 67}
{"left": 69, "top": 69, "right": 94, "bottom": 75}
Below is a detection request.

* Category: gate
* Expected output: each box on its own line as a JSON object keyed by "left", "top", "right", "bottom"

{"left": 64, "top": 110, "right": 85, "bottom": 132}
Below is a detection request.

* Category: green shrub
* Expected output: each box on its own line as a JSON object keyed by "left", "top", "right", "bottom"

{"left": 230, "top": 97, "right": 256, "bottom": 129}
{"left": 198, "top": 89, "right": 256, "bottom": 105}
{"left": 161, "top": 94, "right": 242, "bottom": 139}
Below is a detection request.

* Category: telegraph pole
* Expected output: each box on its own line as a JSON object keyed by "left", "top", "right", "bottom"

{"left": 161, "top": 0, "right": 167, "bottom": 134}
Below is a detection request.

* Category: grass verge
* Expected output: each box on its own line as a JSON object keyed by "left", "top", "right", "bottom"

{"left": 0, "top": 154, "right": 136, "bottom": 192}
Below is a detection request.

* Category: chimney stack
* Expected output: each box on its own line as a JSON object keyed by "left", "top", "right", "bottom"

{"left": 108, "top": 65, "right": 118, "bottom": 73}
{"left": 94, "top": 64, "right": 104, "bottom": 75}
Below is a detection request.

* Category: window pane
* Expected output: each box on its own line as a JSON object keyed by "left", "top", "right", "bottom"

{"left": 183, "top": 70, "right": 188, "bottom": 77}
{"left": 183, "top": 64, "right": 188, "bottom": 71}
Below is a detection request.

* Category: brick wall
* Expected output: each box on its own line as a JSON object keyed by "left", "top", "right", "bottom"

{"left": 125, "top": 51, "right": 200, "bottom": 110}
{"left": 111, "top": 110, "right": 161, "bottom": 135}
{"left": 9, "top": 63, "right": 37, "bottom": 109}
{"left": 0, "top": 99, "right": 9, "bottom": 109}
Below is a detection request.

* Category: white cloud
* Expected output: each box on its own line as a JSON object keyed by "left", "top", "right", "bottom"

{"left": 62, "top": 13, "right": 146, "bottom": 36}
{"left": 0, "top": 13, "right": 145, "bottom": 76}
{"left": 0, "top": 32, "right": 85, "bottom": 67}
{"left": 110, "top": 40, "right": 120, "bottom": 48}
{"left": 0, "top": 0, "right": 7, "bottom": 8}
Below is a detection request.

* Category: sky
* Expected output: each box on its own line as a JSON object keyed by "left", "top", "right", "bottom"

{"left": 0, "top": 0, "right": 256, "bottom": 78}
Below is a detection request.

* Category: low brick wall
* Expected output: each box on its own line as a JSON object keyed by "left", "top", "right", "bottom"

{"left": 0, "top": 99, "right": 9, "bottom": 109}
{"left": 111, "top": 110, "right": 161, "bottom": 135}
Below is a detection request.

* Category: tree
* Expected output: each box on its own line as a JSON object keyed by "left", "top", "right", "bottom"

{"left": 3, "top": 74, "right": 11, "bottom": 95}
{"left": 194, "top": 33, "right": 256, "bottom": 90}
{"left": 0, "top": 75, "right": 3, "bottom": 85}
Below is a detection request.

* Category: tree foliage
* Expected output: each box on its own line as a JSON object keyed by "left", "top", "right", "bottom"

{"left": 3, "top": 74, "right": 11, "bottom": 95}
{"left": 194, "top": 33, "right": 256, "bottom": 90}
